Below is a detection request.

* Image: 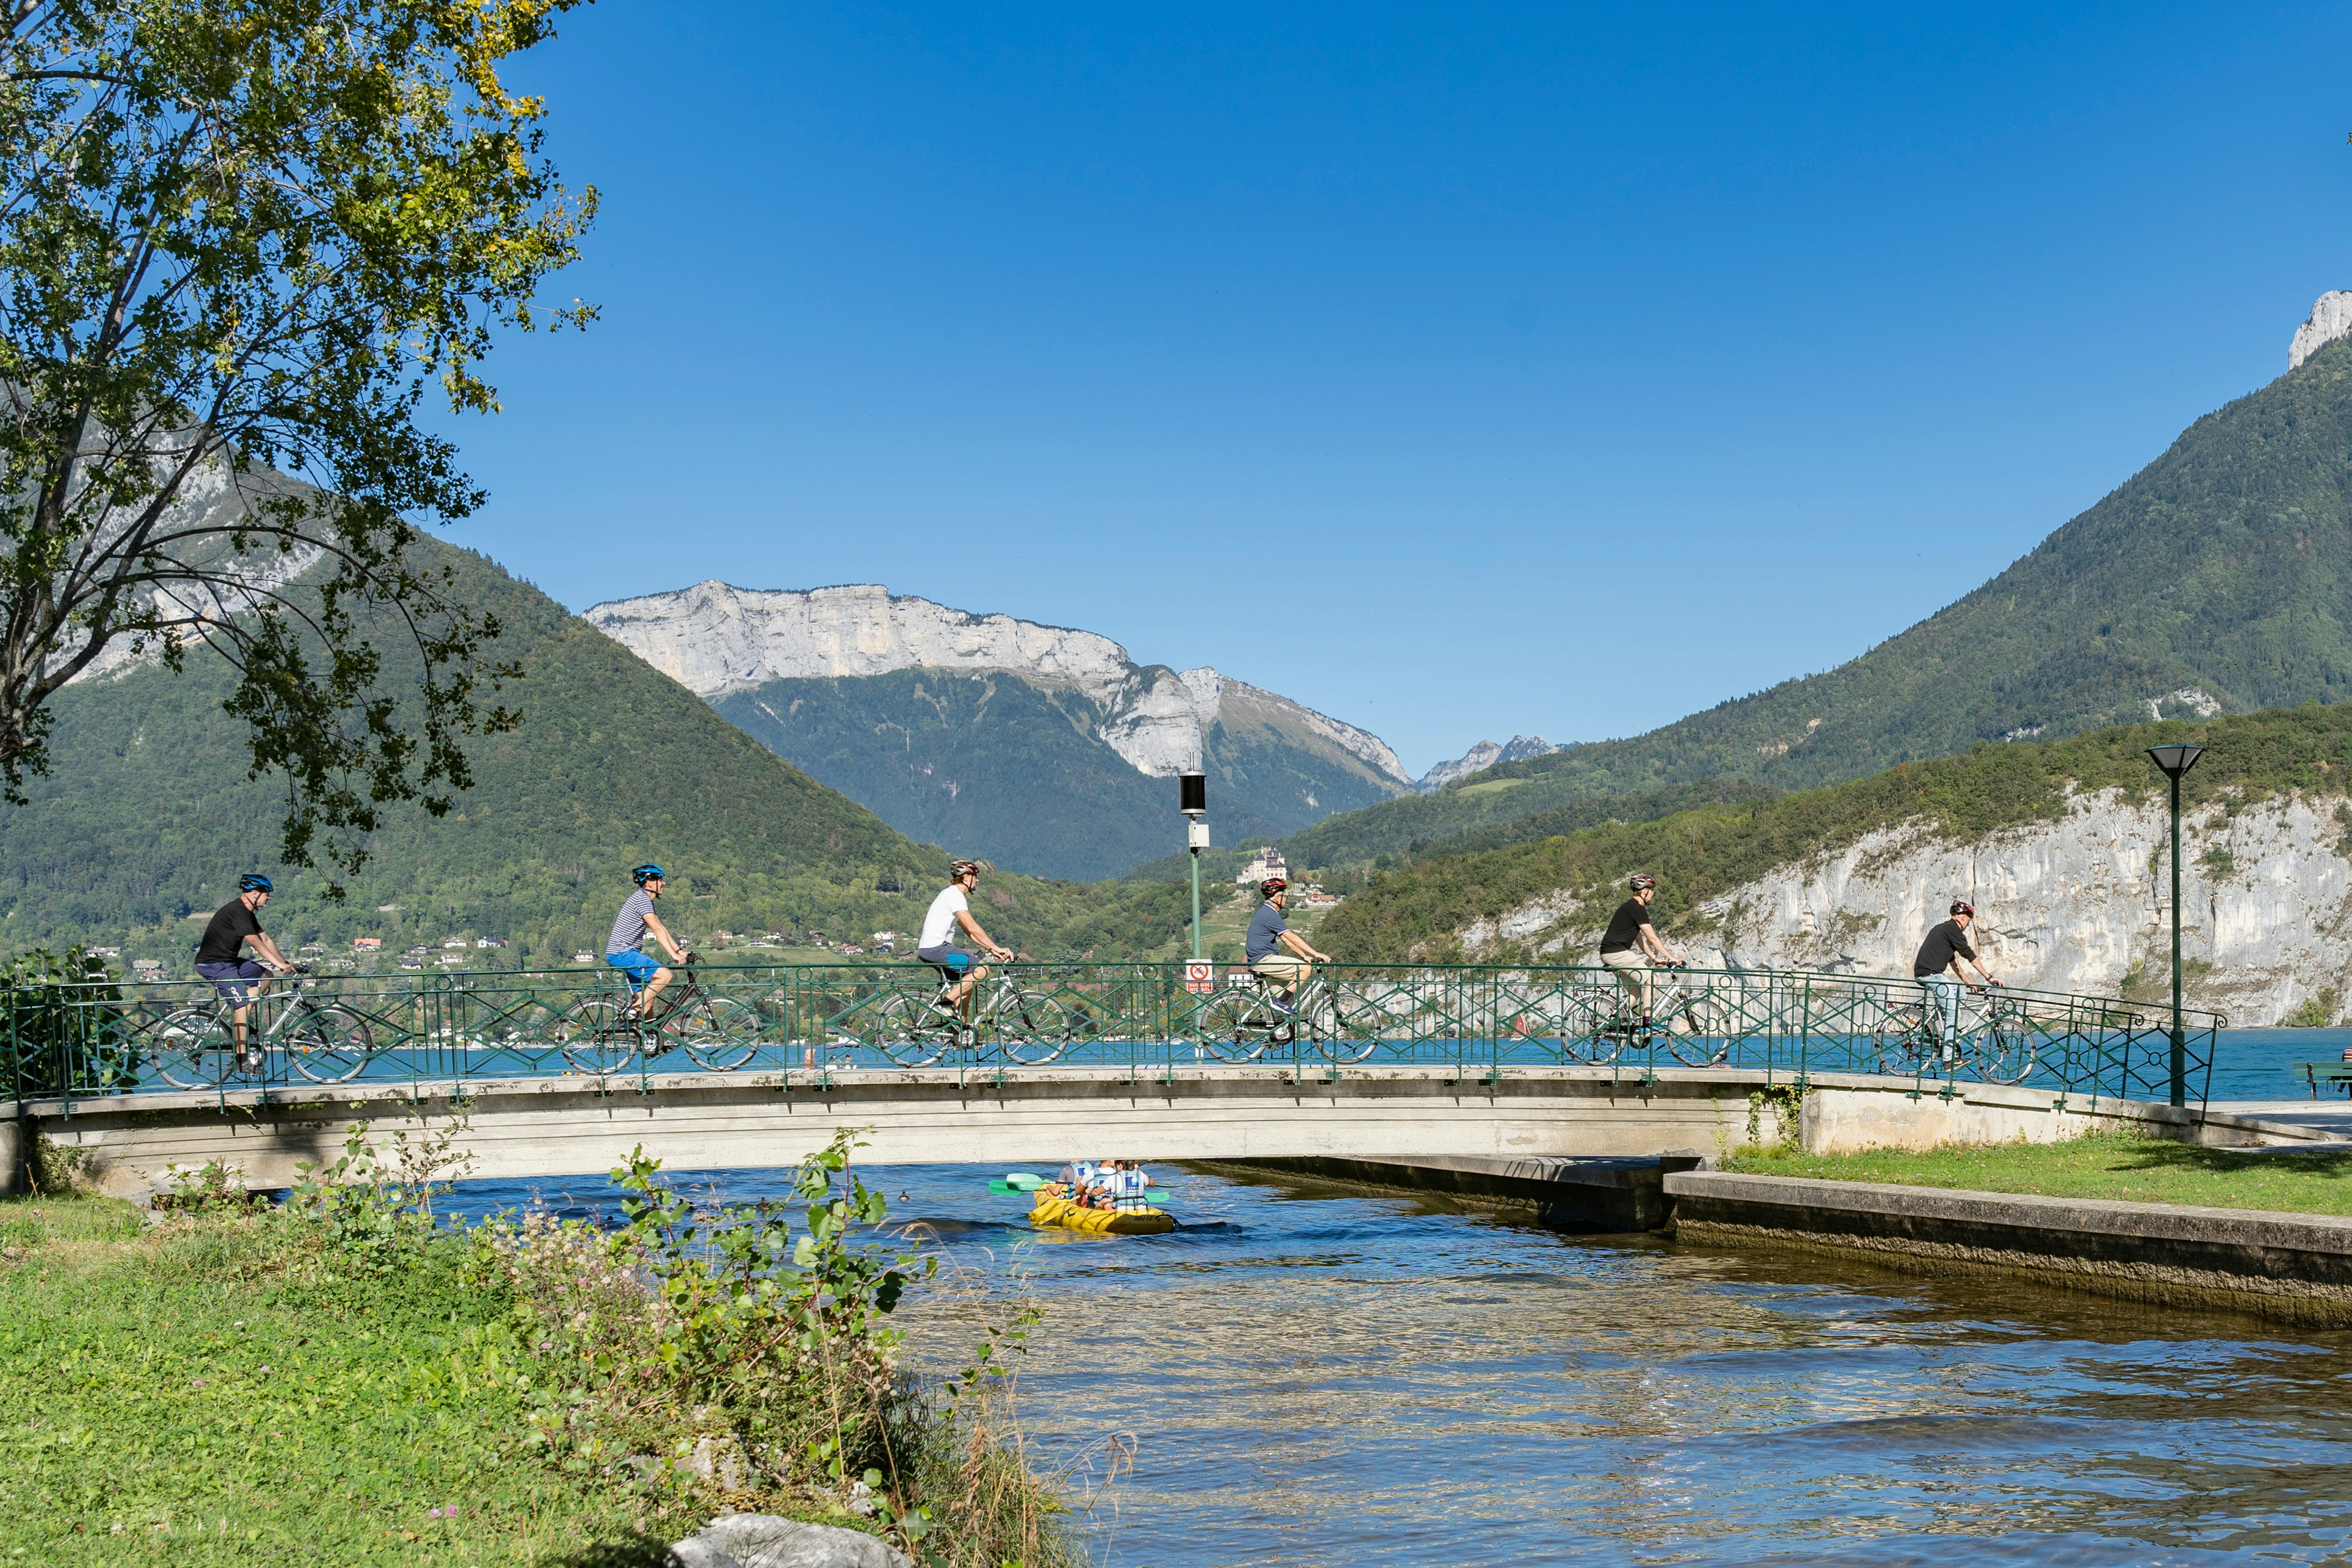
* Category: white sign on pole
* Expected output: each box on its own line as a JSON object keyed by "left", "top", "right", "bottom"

{"left": 1183, "top": 960, "right": 1214, "bottom": 994}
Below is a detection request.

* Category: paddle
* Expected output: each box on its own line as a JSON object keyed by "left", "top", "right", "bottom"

{"left": 987, "top": 1178, "right": 1172, "bottom": 1206}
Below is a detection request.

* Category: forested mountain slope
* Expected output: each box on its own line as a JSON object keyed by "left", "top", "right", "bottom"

{"left": 1414, "top": 336, "right": 2352, "bottom": 810}
{"left": 0, "top": 545, "right": 1186, "bottom": 968}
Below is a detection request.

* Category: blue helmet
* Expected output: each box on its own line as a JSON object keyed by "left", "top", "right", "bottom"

{"left": 631, "top": 863, "right": 666, "bottom": 885}
{"left": 238, "top": 873, "right": 273, "bottom": 894}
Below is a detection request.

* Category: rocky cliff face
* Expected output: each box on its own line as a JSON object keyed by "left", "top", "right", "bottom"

{"left": 1457, "top": 787, "right": 2352, "bottom": 1026}
{"left": 2292, "top": 292, "right": 2352, "bottom": 371}
{"left": 1415, "top": 735, "right": 1561, "bottom": 793}
{"left": 586, "top": 580, "right": 1409, "bottom": 789}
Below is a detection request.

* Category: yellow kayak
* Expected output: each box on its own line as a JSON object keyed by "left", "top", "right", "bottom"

{"left": 1028, "top": 1191, "right": 1175, "bottom": 1235}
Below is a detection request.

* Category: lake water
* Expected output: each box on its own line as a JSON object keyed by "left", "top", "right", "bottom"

{"left": 447, "top": 1151, "right": 2352, "bottom": 1567}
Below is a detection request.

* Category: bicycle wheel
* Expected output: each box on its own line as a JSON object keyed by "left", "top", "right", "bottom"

{"left": 1195, "top": 990, "right": 1272, "bottom": 1061}
{"left": 667, "top": 995, "right": 764, "bottom": 1072}
{"left": 150, "top": 1008, "right": 236, "bottom": 1090}
{"left": 1308, "top": 982, "right": 1379, "bottom": 1063}
{"left": 998, "top": 992, "right": 1075, "bottom": 1065}
{"left": 1873, "top": 1022, "right": 1936, "bottom": 1077}
{"left": 285, "top": 1003, "right": 374, "bottom": 1084}
{"left": 1660, "top": 990, "right": 1730, "bottom": 1067}
{"left": 868, "top": 993, "right": 951, "bottom": 1068}
{"left": 1973, "top": 1011, "right": 2038, "bottom": 1085}
{"left": 554, "top": 997, "right": 639, "bottom": 1074}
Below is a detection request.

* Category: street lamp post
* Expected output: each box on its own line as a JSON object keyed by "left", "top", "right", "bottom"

{"left": 2146, "top": 742, "right": 2206, "bottom": 1108}
{"left": 1179, "top": 772, "right": 1208, "bottom": 961}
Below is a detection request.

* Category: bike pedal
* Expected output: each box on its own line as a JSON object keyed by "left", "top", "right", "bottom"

{"left": 956, "top": 1028, "right": 976, "bottom": 1048}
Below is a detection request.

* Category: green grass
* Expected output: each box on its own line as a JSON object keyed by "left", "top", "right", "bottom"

{"left": 1725, "top": 1133, "right": 2352, "bottom": 1215}
{"left": 0, "top": 1196, "right": 663, "bottom": 1566}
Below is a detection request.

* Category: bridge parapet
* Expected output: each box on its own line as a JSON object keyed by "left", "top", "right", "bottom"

{"left": 2, "top": 959, "right": 2220, "bottom": 1117}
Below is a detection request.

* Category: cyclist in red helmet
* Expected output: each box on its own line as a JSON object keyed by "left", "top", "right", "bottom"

{"left": 1246, "top": 876, "right": 1330, "bottom": 1014}
{"left": 1913, "top": 899, "right": 2001, "bottom": 1049}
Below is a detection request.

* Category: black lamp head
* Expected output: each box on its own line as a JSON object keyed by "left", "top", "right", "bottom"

{"left": 2146, "top": 743, "right": 2206, "bottom": 780}
{"left": 1178, "top": 771, "right": 1207, "bottom": 817}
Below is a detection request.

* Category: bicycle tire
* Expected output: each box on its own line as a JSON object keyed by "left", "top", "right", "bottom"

{"left": 1873, "top": 1024, "right": 1937, "bottom": 1078}
{"left": 998, "top": 992, "right": 1073, "bottom": 1065}
{"left": 1974, "top": 1011, "right": 2038, "bottom": 1085}
{"left": 287, "top": 1003, "right": 374, "bottom": 1084}
{"left": 669, "top": 995, "right": 763, "bottom": 1072}
{"left": 1309, "top": 982, "right": 1379, "bottom": 1063}
{"left": 869, "top": 993, "right": 949, "bottom": 1068}
{"left": 1195, "top": 990, "right": 1272, "bottom": 1061}
{"left": 555, "top": 997, "right": 638, "bottom": 1074}
{"left": 151, "top": 1007, "right": 236, "bottom": 1090}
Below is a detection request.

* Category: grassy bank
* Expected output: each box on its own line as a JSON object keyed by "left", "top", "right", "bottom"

{"left": 0, "top": 1135, "right": 1080, "bottom": 1566}
{"left": 1725, "top": 1133, "right": 2352, "bottom": 1215}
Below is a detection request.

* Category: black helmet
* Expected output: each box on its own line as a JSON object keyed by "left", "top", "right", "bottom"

{"left": 238, "top": 873, "right": 273, "bottom": 894}
{"left": 632, "top": 863, "right": 666, "bottom": 885}
{"left": 1950, "top": 899, "right": 1975, "bottom": 918}
{"left": 1261, "top": 877, "right": 1287, "bottom": 897}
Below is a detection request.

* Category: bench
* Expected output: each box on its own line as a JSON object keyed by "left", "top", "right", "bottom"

{"left": 2295, "top": 1063, "right": 2352, "bottom": 1099}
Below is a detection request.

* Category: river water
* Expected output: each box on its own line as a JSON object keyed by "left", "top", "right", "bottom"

{"left": 448, "top": 1156, "right": 2352, "bottom": 1567}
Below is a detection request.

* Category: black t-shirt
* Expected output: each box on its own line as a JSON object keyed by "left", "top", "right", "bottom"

{"left": 1599, "top": 898, "right": 1654, "bottom": 954}
{"left": 1912, "top": 919, "right": 1977, "bottom": 978}
{"left": 194, "top": 899, "right": 263, "bottom": 965}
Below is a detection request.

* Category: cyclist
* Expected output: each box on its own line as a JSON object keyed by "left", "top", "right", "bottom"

{"left": 606, "top": 864, "right": 692, "bottom": 1021}
{"left": 1246, "top": 878, "right": 1330, "bottom": 1013}
{"left": 1599, "top": 873, "right": 1685, "bottom": 1027}
{"left": 192, "top": 873, "right": 293, "bottom": 1071}
{"left": 918, "top": 860, "right": 1012, "bottom": 1019}
{"left": 1914, "top": 899, "right": 2001, "bottom": 1050}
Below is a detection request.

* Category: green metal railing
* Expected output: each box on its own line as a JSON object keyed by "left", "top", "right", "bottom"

{"left": 2, "top": 959, "right": 2220, "bottom": 1114}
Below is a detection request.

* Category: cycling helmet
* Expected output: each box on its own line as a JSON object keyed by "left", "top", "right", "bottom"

{"left": 1261, "top": 878, "right": 1287, "bottom": 897}
{"left": 1629, "top": 873, "right": 1656, "bottom": 892}
{"left": 950, "top": 859, "right": 982, "bottom": 879}
{"left": 631, "top": 863, "right": 666, "bottom": 885}
{"left": 1950, "top": 900, "right": 1975, "bottom": 918}
{"left": 238, "top": 873, "right": 273, "bottom": 894}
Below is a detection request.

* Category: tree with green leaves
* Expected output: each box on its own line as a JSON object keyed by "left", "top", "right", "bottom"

{"left": 0, "top": 0, "right": 595, "bottom": 889}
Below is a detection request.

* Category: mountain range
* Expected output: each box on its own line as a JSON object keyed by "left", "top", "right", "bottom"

{"left": 584, "top": 582, "right": 1412, "bottom": 880}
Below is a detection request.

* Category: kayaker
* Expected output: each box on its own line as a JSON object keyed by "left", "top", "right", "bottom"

{"left": 1112, "top": 1160, "right": 1153, "bottom": 1213}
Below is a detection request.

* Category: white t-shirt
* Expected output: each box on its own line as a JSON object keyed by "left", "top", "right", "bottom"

{"left": 919, "top": 886, "right": 969, "bottom": 949}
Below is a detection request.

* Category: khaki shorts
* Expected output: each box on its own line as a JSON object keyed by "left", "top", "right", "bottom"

{"left": 1251, "top": 954, "right": 1311, "bottom": 988}
{"left": 1599, "top": 949, "right": 1651, "bottom": 972}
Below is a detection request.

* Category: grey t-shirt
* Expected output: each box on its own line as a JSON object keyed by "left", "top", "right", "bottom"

{"left": 606, "top": 889, "right": 657, "bottom": 955}
{"left": 1245, "top": 902, "right": 1290, "bottom": 962}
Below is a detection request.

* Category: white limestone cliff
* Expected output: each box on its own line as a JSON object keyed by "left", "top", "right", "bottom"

{"left": 1452, "top": 786, "right": 2352, "bottom": 1027}
{"left": 585, "top": 581, "right": 1409, "bottom": 788}
{"left": 2290, "top": 291, "right": 2352, "bottom": 371}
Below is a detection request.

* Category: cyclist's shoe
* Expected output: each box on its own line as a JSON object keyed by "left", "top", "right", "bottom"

{"left": 1270, "top": 997, "right": 1296, "bottom": 1016}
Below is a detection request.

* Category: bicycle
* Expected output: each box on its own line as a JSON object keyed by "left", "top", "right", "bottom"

{"left": 554, "top": 956, "right": 764, "bottom": 1074}
{"left": 861, "top": 957, "right": 1087, "bottom": 1067}
{"left": 1194, "top": 962, "right": 1378, "bottom": 1063}
{"left": 146, "top": 966, "right": 373, "bottom": 1088}
{"left": 1872, "top": 981, "right": 2037, "bottom": 1085}
{"left": 1581, "top": 962, "right": 1727, "bottom": 1067}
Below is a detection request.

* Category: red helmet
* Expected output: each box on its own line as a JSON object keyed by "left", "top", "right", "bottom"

{"left": 1630, "top": 873, "right": 1656, "bottom": 892}
{"left": 951, "top": 859, "right": 981, "bottom": 879}
{"left": 1950, "top": 900, "right": 1975, "bottom": 918}
{"left": 1261, "top": 878, "right": 1287, "bottom": 897}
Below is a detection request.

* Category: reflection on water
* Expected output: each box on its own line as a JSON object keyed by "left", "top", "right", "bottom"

{"left": 445, "top": 1164, "right": 2352, "bottom": 1566}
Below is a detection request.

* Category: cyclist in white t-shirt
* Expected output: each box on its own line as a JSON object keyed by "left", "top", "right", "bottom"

{"left": 916, "top": 859, "right": 1012, "bottom": 1019}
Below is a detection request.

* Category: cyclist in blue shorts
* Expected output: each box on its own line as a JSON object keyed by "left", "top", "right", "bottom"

{"left": 192, "top": 873, "right": 293, "bottom": 1070}
{"left": 917, "top": 860, "right": 1013, "bottom": 1021}
{"left": 606, "top": 864, "right": 693, "bottom": 1020}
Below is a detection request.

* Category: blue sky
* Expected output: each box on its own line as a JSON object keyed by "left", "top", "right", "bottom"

{"left": 443, "top": 1, "right": 2352, "bottom": 775}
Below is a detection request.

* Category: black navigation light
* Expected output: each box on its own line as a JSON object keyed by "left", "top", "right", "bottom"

{"left": 1179, "top": 772, "right": 1206, "bottom": 818}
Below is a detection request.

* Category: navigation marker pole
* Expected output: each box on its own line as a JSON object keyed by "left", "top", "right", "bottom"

{"left": 2146, "top": 741, "right": 2205, "bottom": 1109}
{"left": 1180, "top": 772, "right": 1208, "bottom": 961}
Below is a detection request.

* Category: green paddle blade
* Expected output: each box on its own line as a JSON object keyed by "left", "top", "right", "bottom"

{"left": 987, "top": 1180, "right": 1020, "bottom": 1194}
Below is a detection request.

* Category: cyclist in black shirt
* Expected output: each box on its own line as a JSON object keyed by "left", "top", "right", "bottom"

{"left": 192, "top": 873, "right": 294, "bottom": 1069}
{"left": 1599, "top": 873, "right": 1684, "bottom": 1024}
{"left": 1913, "top": 899, "right": 2000, "bottom": 1047}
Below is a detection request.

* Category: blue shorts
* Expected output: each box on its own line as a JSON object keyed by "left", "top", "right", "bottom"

{"left": 194, "top": 959, "right": 267, "bottom": 1004}
{"left": 606, "top": 949, "right": 662, "bottom": 987}
{"left": 916, "top": 944, "right": 972, "bottom": 978}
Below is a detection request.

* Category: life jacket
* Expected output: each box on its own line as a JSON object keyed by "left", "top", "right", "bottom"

{"left": 1114, "top": 1167, "right": 1150, "bottom": 1212}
